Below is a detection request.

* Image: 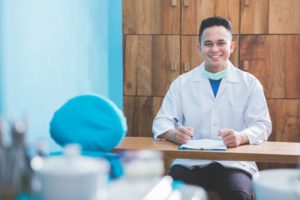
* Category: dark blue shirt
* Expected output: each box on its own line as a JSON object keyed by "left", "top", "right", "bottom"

{"left": 209, "top": 79, "right": 222, "bottom": 97}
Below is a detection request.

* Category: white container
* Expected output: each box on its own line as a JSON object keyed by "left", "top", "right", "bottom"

{"left": 37, "top": 144, "right": 109, "bottom": 200}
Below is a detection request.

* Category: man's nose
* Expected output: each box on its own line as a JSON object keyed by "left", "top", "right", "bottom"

{"left": 210, "top": 44, "right": 219, "bottom": 52}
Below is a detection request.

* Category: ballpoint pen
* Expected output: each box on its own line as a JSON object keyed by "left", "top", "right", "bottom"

{"left": 173, "top": 117, "right": 183, "bottom": 128}
{"left": 173, "top": 118, "right": 194, "bottom": 139}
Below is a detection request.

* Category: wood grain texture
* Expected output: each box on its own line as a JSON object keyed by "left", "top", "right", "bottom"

{"left": 124, "top": 35, "right": 138, "bottom": 95}
{"left": 240, "top": 35, "right": 300, "bottom": 98}
{"left": 268, "top": 99, "right": 300, "bottom": 142}
{"left": 182, "top": 0, "right": 240, "bottom": 35}
{"left": 123, "top": 0, "right": 180, "bottom": 34}
{"left": 124, "top": 96, "right": 163, "bottom": 137}
{"left": 181, "top": 35, "right": 239, "bottom": 72}
{"left": 269, "top": 0, "right": 300, "bottom": 33}
{"left": 124, "top": 35, "right": 180, "bottom": 96}
{"left": 240, "top": 0, "right": 269, "bottom": 33}
{"left": 114, "top": 137, "right": 300, "bottom": 164}
{"left": 241, "top": 0, "right": 300, "bottom": 34}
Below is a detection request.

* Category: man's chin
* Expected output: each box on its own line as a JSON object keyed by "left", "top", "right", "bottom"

{"left": 204, "top": 62, "right": 226, "bottom": 72}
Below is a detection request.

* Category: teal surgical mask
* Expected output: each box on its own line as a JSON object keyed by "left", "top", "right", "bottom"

{"left": 200, "top": 65, "right": 229, "bottom": 80}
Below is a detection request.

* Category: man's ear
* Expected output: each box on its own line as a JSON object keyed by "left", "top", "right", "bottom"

{"left": 230, "top": 41, "right": 235, "bottom": 53}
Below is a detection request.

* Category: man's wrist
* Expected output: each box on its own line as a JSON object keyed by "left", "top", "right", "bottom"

{"left": 240, "top": 131, "right": 249, "bottom": 145}
{"left": 166, "top": 129, "right": 177, "bottom": 143}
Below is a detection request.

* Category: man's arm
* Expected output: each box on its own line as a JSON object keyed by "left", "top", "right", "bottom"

{"left": 219, "top": 78, "right": 272, "bottom": 147}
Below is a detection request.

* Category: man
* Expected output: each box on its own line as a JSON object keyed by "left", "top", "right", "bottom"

{"left": 152, "top": 16, "right": 272, "bottom": 200}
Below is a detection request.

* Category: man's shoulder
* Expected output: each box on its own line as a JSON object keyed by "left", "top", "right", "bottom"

{"left": 169, "top": 67, "right": 200, "bottom": 90}
{"left": 176, "top": 66, "right": 200, "bottom": 81}
{"left": 231, "top": 66, "right": 264, "bottom": 92}
{"left": 232, "top": 66, "right": 259, "bottom": 82}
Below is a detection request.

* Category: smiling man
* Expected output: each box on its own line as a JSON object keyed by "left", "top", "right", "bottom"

{"left": 152, "top": 16, "right": 272, "bottom": 200}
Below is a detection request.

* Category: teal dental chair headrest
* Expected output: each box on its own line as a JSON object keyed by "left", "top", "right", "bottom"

{"left": 50, "top": 94, "right": 127, "bottom": 152}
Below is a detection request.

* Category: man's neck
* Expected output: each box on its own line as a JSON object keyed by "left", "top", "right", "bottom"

{"left": 205, "top": 64, "right": 227, "bottom": 73}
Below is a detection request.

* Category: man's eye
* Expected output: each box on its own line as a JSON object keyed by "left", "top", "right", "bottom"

{"left": 218, "top": 42, "right": 227, "bottom": 46}
{"left": 204, "top": 43, "right": 213, "bottom": 47}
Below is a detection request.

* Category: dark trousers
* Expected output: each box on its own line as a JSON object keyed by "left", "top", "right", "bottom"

{"left": 169, "top": 162, "right": 252, "bottom": 200}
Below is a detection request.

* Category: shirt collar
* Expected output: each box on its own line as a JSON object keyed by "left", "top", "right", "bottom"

{"left": 192, "top": 61, "right": 240, "bottom": 83}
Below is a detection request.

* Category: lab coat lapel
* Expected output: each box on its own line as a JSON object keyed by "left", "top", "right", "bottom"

{"left": 193, "top": 63, "right": 215, "bottom": 100}
{"left": 216, "top": 62, "right": 239, "bottom": 100}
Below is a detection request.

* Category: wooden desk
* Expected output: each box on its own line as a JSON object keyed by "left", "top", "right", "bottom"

{"left": 115, "top": 137, "right": 300, "bottom": 164}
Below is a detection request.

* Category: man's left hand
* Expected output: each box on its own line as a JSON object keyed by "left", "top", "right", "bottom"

{"left": 218, "top": 129, "right": 249, "bottom": 147}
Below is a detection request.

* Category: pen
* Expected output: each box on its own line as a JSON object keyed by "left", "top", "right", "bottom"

{"left": 173, "top": 117, "right": 183, "bottom": 128}
{"left": 173, "top": 118, "right": 194, "bottom": 139}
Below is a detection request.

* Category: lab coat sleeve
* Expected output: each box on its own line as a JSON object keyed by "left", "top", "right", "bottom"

{"left": 152, "top": 79, "right": 182, "bottom": 140}
{"left": 242, "top": 79, "right": 272, "bottom": 144}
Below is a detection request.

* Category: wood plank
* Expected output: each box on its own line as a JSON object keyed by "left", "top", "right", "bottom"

{"left": 268, "top": 99, "right": 300, "bottom": 142}
{"left": 123, "top": 0, "right": 180, "bottom": 34}
{"left": 181, "top": 35, "right": 239, "bottom": 72}
{"left": 124, "top": 97, "right": 163, "bottom": 137}
{"left": 240, "top": 35, "right": 300, "bottom": 98}
{"left": 115, "top": 137, "right": 300, "bottom": 164}
{"left": 124, "top": 35, "right": 138, "bottom": 95}
{"left": 137, "top": 36, "right": 152, "bottom": 96}
{"left": 241, "top": 0, "right": 300, "bottom": 34}
{"left": 124, "top": 35, "right": 180, "bottom": 96}
{"left": 240, "top": 0, "right": 269, "bottom": 34}
{"left": 269, "top": 0, "right": 300, "bottom": 33}
{"left": 182, "top": 0, "right": 240, "bottom": 35}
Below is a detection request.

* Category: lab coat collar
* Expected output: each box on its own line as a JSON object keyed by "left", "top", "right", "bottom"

{"left": 192, "top": 61, "right": 240, "bottom": 83}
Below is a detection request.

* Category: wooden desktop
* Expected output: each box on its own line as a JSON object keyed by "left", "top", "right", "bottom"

{"left": 114, "top": 137, "right": 300, "bottom": 164}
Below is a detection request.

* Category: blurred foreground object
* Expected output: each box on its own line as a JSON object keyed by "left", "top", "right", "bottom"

{"left": 0, "top": 119, "right": 32, "bottom": 199}
{"left": 50, "top": 94, "right": 127, "bottom": 152}
{"left": 110, "top": 150, "right": 207, "bottom": 200}
{"left": 35, "top": 144, "right": 109, "bottom": 200}
{"left": 50, "top": 94, "right": 127, "bottom": 179}
{"left": 253, "top": 169, "right": 300, "bottom": 200}
{"left": 109, "top": 150, "right": 164, "bottom": 200}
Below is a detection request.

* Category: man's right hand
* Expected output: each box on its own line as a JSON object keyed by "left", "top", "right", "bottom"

{"left": 166, "top": 127, "right": 194, "bottom": 144}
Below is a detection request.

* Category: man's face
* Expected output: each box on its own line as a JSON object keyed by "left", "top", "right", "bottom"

{"left": 199, "top": 26, "right": 235, "bottom": 72}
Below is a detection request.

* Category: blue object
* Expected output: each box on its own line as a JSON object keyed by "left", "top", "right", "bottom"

{"left": 209, "top": 79, "right": 222, "bottom": 97}
{"left": 50, "top": 94, "right": 127, "bottom": 152}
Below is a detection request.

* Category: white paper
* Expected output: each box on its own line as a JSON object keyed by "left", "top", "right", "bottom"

{"left": 179, "top": 139, "right": 227, "bottom": 151}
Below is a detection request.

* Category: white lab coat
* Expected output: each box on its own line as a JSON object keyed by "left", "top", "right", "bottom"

{"left": 152, "top": 61, "right": 272, "bottom": 177}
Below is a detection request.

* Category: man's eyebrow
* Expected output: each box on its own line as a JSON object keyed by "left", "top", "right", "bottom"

{"left": 203, "top": 39, "right": 227, "bottom": 43}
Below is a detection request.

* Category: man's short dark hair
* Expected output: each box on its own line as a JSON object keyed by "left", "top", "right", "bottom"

{"left": 199, "top": 16, "right": 232, "bottom": 43}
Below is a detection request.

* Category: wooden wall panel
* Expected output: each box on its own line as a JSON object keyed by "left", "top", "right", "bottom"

{"left": 124, "top": 35, "right": 138, "bottom": 95}
{"left": 240, "top": 0, "right": 269, "bottom": 34}
{"left": 269, "top": 0, "right": 300, "bottom": 33}
{"left": 240, "top": 35, "right": 300, "bottom": 98}
{"left": 268, "top": 100, "right": 300, "bottom": 142}
{"left": 258, "top": 99, "right": 300, "bottom": 171}
{"left": 124, "top": 35, "right": 180, "bottom": 96}
{"left": 123, "top": 0, "right": 181, "bottom": 34}
{"left": 124, "top": 96, "right": 163, "bottom": 137}
{"left": 182, "top": 0, "right": 240, "bottom": 35}
{"left": 181, "top": 35, "right": 239, "bottom": 72}
{"left": 241, "top": 0, "right": 300, "bottom": 34}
